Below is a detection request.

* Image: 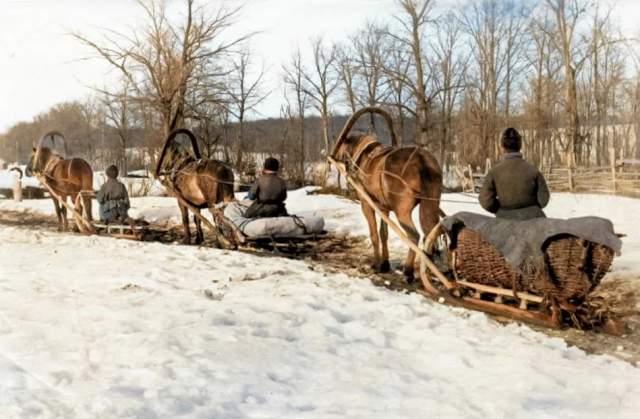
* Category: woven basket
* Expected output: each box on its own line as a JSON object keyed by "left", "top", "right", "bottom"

{"left": 453, "top": 228, "right": 614, "bottom": 307}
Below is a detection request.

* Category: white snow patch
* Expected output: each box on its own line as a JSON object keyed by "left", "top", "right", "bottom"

{"left": 0, "top": 227, "right": 639, "bottom": 418}
{"left": 1, "top": 189, "right": 640, "bottom": 417}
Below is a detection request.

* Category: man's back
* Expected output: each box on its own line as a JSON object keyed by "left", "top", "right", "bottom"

{"left": 479, "top": 152, "right": 550, "bottom": 221}
{"left": 97, "top": 178, "right": 130, "bottom": 223}
{"left": 251, "top": 173, "right": 287, "bottom": 204}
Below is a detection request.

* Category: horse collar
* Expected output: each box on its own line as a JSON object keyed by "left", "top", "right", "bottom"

{"left": 350, "top": 138, "right": 381, "bottom": 167}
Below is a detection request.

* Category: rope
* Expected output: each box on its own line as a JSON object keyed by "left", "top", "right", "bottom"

{"left": 343, "top": 149, "right": 480, "bottom": 206}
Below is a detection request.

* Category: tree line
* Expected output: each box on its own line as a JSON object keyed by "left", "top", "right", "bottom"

{"left": 2, "top": 0, "right": 640, "bottom": 181}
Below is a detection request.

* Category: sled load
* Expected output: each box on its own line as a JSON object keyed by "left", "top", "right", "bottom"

{"left": 423, "top": 213, "right": 623, "bottom": 333}
{"left": 221, "top": 200, "right": 326, "bottom": 252}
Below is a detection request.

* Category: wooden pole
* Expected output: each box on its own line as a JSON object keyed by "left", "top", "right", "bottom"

{"left": 162, "top": 182, "right": 238, "bottom": 249}
{"left": 610, "top": 144, "right": 617, "bottom": 194}
{"left": 328, "top": 156, "right": 453, "bottom": 289}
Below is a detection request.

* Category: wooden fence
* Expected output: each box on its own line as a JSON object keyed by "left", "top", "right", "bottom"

{"left": 544, "top": 163, "right": 640, "bottom": 197}
{"left": 455, "top": 161, "right": 640, "bottom": 198}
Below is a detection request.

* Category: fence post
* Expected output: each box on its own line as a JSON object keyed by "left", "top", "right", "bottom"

{"left": 567, "top": 164, "right": 574, "bottom": 192}
{"left": 610, "top": 145, "right": 617, "bottom": 194}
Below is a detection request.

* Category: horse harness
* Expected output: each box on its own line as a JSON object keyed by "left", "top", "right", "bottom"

{"left": 345, "top": 139, "right": 427, "bottom": 209}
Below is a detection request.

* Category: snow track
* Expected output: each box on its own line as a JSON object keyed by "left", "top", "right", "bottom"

{"left": 1, "top": 190, "right": 640, "bottom": 417}
{"left": 1, "top": 224, "right": 640, "bottom": 418}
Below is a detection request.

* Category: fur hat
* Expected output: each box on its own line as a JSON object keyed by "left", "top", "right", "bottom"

{"left": 501, "top": 127, "right": 522, "bottom": 152}
{"left": 106, "top": 165, "right": 119, "bottom": 179}
{"left": 263, "top": 157, "right": 280, "bottom": 172}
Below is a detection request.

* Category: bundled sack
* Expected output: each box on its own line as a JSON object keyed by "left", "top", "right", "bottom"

{"left": 224, "top": 200, "right": 324, "bottom": 238}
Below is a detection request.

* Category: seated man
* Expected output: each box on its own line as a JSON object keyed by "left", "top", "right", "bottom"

{"left": 479, "top": 128, "right": 550, "bottom": 221}
{"left": 97, "top": 165, "right": 130, "bottom": 224}
{"left": 245, "top": 157, "right": 288, "bottom": 218}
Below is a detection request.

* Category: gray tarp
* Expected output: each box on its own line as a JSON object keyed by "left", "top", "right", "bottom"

{"left": 224, "top": 200, "right": 324, "bottom": 238}
{"left": 441, "top": 212, "right": 622, "bottom": 273}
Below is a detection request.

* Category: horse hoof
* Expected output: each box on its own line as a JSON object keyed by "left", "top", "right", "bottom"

{"left": 403, "top": 267, "right": 415, "bottom": 284}
{"left": 195, "top": 237, "right": 204, "bottom": 245}
{"left": 182, "top": 238, "right": 191, "bottom": 245}
{"left": 379, "top": 261, "right": 391, "bottom": 273}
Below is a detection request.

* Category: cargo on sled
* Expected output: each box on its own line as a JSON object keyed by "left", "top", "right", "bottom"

{"left": 422, "top": 212, "right": 624, "bottom": 334}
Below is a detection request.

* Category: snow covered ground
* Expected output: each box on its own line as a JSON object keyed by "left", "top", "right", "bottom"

{"left": 1, "top": 190, "right": 640, "bottom": 418}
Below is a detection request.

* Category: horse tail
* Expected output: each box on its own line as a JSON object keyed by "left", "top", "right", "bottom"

{"left": 80, "top": 160, "right": 94, "bottom": 221}
{"left": 217, "top": 163, "right": 235, "bottom": 203}
{"left": 82, "top": 192, "right": 93, "bottom": 221}
{"left": 418, "top": 152, "right": 443, "bottom": 239}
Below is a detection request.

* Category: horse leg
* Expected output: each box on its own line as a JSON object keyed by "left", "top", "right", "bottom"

{"left": 70, "top": 193, "right": 81, "bottom": 232}
{"left": 52, "top": 197, "right": 63, "bottom": 232}
{"left": 419, "top": 199, "right": 440, "bottom": 254}
{"left": 82, "top": 192, "right": 93, "bottom": 222}
{"left": 395, "top": 205, "right": 421, "bottom": 283}
{"left": 179, "top": 203, "right": 191, "bottom": 244}
{"left": 60, "top": 196, "right": 69, "bottom": 232}
{"left": 379, "top": 209, "right": 390, "bottom": 273}
{"left": 361, "top": 200, "right": 382, "bottom": 272}
{"left": 193, "top": 209, "right": 204, "bottom": 245}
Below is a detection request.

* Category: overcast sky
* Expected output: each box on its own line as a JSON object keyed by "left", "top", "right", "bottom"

{"left": 0, "top": 0, "right": 638, "bottom": 132}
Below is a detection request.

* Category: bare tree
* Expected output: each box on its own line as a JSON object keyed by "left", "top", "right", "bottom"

{"left": 523, "top": 15, "right": 562, "bottom": 167}
{"left": 336, "top": 44, "right": 359, "bottom": 114}
{"left": 540, "top": 0, "right": 592, "bottom": 166}
{"left": 429, "top": 11, "right": 468, "bottom": 164}
{"left": 385, "top": 0, "right": 436, "bottom": 146}
{"left": 351, "top": 23, "right": 391, "bottom": 129}
{"left": 73, "top": 0, "right": 250, "bottom": 139}
{"left": 226, "top": 50, "right": 268, "bottom": 171}
{"left": 587, "top": 5, "right": 623, "bottom": 165}
{"left": 283, "top": 48, "right": 309, "bottom": 178}
{"left": 302, "top": 38, "right": 340, "bottom": 162}
{"left": 382, "top": 38, "right": 413, "bottom": 145}
{"left": 459, "top": 0, "right": 531, "bottom": 160}
{"left": 102, "top": 78, "right": 136, "bottom": 173}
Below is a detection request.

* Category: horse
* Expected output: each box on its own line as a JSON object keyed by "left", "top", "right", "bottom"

{"left": 26, "top": 147, "right": 94, "bottom": 231}
{"left": 331, "top": 107, "right": 443, "bottom": 282}
{"left": 156, "top": 129, "right": 235, "bottom": 244}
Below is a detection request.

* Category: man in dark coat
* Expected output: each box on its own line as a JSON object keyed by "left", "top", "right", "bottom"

{"left": 97, "top": 165, "right": 130, "bottom": 224}
{"left": 245, "top": 157, "right": 288, "bottom": 218}
{"left": 479, "top": 128, "right": 550, "bottom": 221}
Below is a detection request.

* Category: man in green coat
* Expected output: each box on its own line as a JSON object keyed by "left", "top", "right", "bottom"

{"left": 479, "top": 128, "right": 550, "bottom": 221}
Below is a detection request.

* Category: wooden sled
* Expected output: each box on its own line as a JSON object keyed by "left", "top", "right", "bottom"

{"left": 93, "top": 223, "right": 151, "bottom": 241}
{"left": 211, "top": 201, "right": 329, "bottom": 254}
{"left": 328, "top": 156, "right": 621, "bottom": 334}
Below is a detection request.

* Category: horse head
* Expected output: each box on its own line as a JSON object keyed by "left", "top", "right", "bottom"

{"left": 331, "top": 106, "right": 397, "bottom": 164}
{"left": 25, "top": 147, "right": 55, "bottom": 177}
{"left": 333, "top": 134, "right": 379, "bottom": 164}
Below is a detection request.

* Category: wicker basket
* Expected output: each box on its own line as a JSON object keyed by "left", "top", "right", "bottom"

{"left": 453, "top": 228, "right": 614, "bottom": 308}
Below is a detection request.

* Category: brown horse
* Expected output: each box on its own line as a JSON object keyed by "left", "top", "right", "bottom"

{"left": 26, "top": 147, "right": 94, "bottom": 231}
{"left": 332, "top": 107, "right": 443, "bottom": 282}
{"left": 156, "top": 129, "right": 235, "bottom": 244}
